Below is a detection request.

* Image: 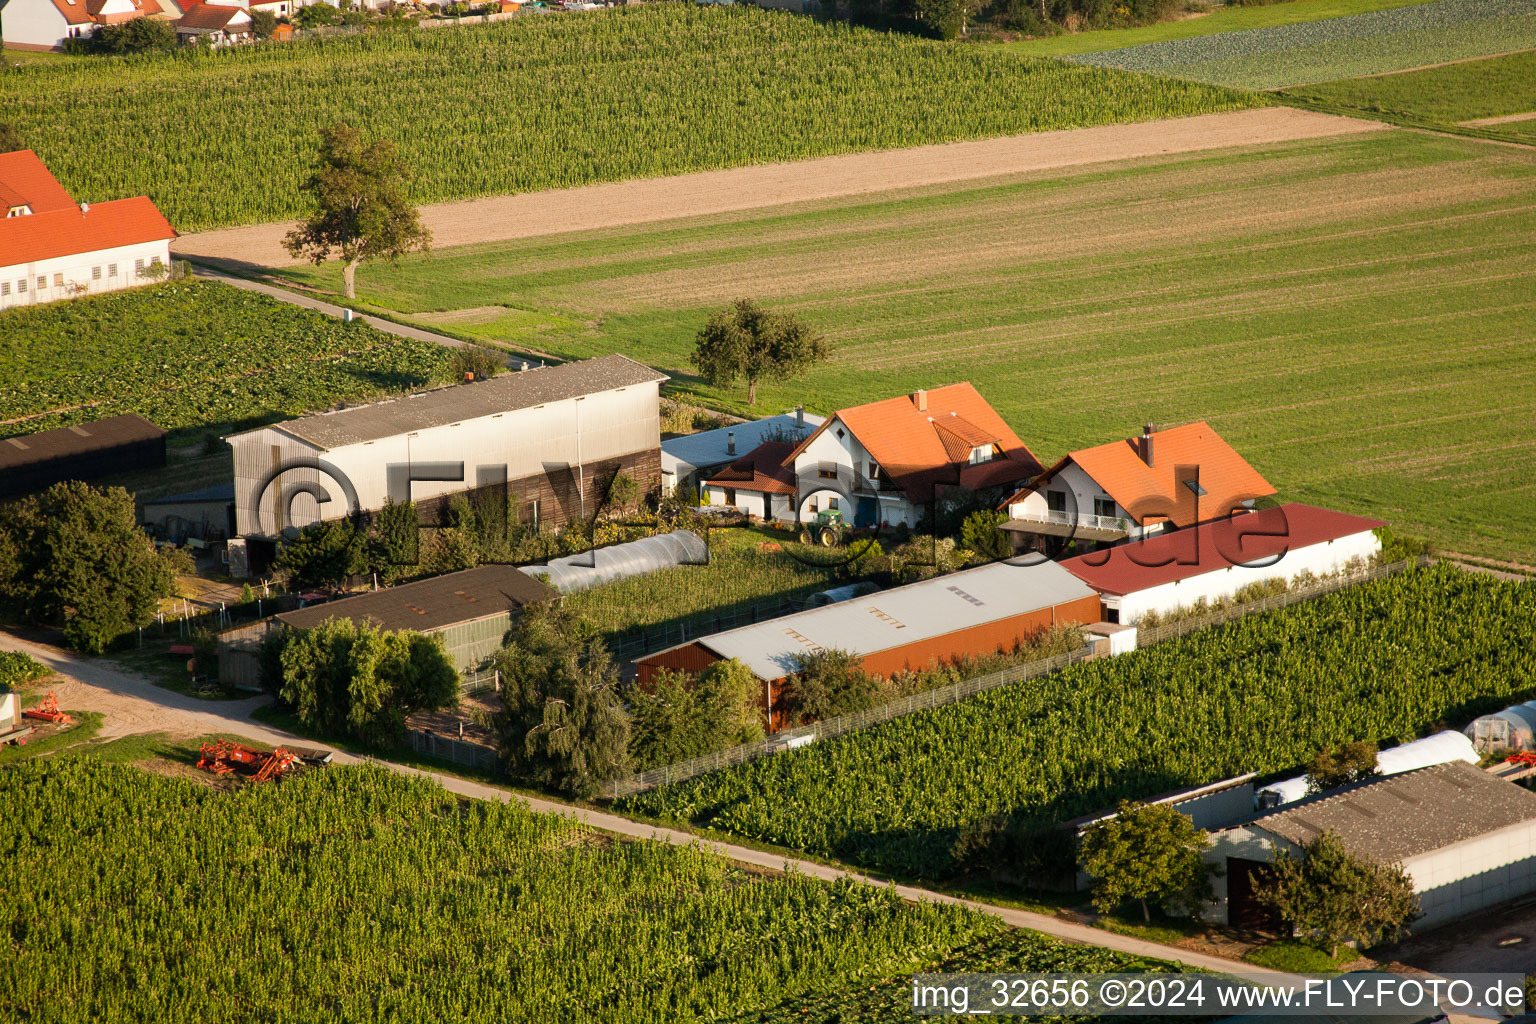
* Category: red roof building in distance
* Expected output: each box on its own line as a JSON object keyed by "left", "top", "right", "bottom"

{"left": 0, "top": 151, "right": 176, "bottom": 311}
{"left": 779, "top": 383, "right": 1043, "bottom": 529}
{"left": 1058, "top": 502, "right": 1386, "bottom": 624}
{"left": 1000, "top": 421, "right": 1276, "bottom": 550}
{"left": 0, "top": 0, "right": 169, "bottom": 51}
{"left": 701, "top": 440, "right": 800, "bottom": 520}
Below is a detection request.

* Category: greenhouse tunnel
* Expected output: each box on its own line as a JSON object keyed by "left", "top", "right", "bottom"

{"left": 520, "top": 530, "right": 709, "bottom": 594}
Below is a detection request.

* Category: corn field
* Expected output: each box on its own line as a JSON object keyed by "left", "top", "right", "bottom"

{"left": 2, "top": 7, "right": 1261, "bottom": 231}
{"left": 0, "top": 760, "right": 1015, "bottom": 1022}
{"left": 620, "top": 564, "right": 1536, "bottom": 879}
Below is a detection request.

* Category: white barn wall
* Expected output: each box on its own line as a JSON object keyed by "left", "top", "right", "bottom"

{"left": 0, "top": 237, "right": 172, "bottom": 310}
{"left": 1407, "top": 820, "right": 1536, "bottom": 930}
{"left": 1108, "top": 528, "right": 1381, "bottom": 624}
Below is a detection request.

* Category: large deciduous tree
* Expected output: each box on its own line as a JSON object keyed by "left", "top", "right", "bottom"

{"left": 277, "top": 618, "right": 457, "bottom": 744}
{"left": 780, "top": 648, "right": 879, "bottom": 724}
{"left": 1256, "top": 830, "right": 1418, "bottom": 958}
{"left": 284, "top": 124, "right": 431, "bottom": 300}
{"left": 487, "top": 604, "right": 629, "bottom": 797}
{"left": 690, "top": 298, "right": 828, "bottom": 406}
{"left": 628, "top": 659, "right": 764, "bottom": 770}
{"left": 0, "top": 482, "right": 186, "bottom": 654}
{"left": 1079, "top": 801, "right": 1216, "bottom": 923}
{"left": 1306, "top": 741, "right": 1378, "bottom": 794}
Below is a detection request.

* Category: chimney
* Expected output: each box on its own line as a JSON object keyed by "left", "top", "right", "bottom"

{"left": 1140, "top": 424, "right": 1155, "bottom": 467}
{"left": 795, "top": 404, "right": 804, "bottom": 427}
{"left": 914, "top": 389, "right": 928, "bottom": 412}
{"left": 727, "top": 430, "right": 736, "bottom": 456}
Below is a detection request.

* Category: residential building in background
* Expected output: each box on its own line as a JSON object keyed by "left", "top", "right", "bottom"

{"left": 0, "top": 0, "right": 167, "bottom": 50}
{"left": 0, "top": 151, "right": 176, "bottom": 309}
{"left": 661, "top": 408, "right": 822, "bottom": 496}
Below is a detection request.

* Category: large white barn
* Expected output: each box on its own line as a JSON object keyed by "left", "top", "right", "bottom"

{"left": 225, "top": 354, "right": 666, "bottom": 572}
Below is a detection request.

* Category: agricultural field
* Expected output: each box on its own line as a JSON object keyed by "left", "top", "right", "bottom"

{"left": 0, "top": 6, "right": 1259, "bottom": 232}
{"left": 0, "top": 280, "right": 451, "bottom": 441}
{"left": 620, "top": 565, "right": 1536, "bottom": 879}
{"left": 0, "top": 758, "right": 1170, "bottom": 1022}
{"left": 1283, "top": 51, "right": 1536, "bottom": 142}
{"left": 278, "top": 130, "right": 1536, "bottom": 564}
{"left": 1068, "top": 0, "right": 1536, "bottom": 89}
{"left": 1002, "top": 0, "right": 1444, "bottom": 58}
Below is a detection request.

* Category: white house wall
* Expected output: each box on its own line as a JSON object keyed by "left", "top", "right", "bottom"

{"left": 704, "top": 485, "right": 767, "bottom": 519}
{"left": 1, "top": 0, "right": 73, "bottom": 49}
{"left": 791, "top": 417, "right": 919, "bottom": 526}
{"left": 1111, "top": 529, "right": 1381, "bottom": 625}
{"left": 0, "top": 238, "right": 171, "bottom": 310}
{"left": 1405, "top": 820, "right": 1536, "bottom": 931}
{"left": 232, "top": 382, "right": 659, "bottom": 537}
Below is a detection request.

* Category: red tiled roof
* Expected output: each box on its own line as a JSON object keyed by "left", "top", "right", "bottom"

{"left": 1007, "top": 421, "right": 1275, "bottom": 528}
{"left": 0, "top": 197, "right": 176, "bottom": 268}
{"left": 48, "top": 0, "right": 97, "bottom": 25}
{"left": 787, "top": 384, "right": 1042, "bottom": 504}
{"left": 178, "top": 1, "right": 246, "bottom": 27}
{"left": 1059, "top": 503, "right": 1385, "bottom": 596}
{"left": 0, "top": 151, "right": 77, "bottom": 214}
{"left": 705, "top": 441, "right": 797, "bottom": 495}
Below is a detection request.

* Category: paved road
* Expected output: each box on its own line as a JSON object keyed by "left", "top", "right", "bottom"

{"left": 0, "top": 628, "right": 1280, "bottom": 978}
{"left": 197, "top": 270, "right": 474, "bottom": 352}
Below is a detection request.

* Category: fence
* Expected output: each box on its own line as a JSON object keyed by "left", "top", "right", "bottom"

{"left": 460, "top": 667, "right": 500, "bottom": 697}
{"left": 408, "top": 728, "right": 500, "bottom": 772}
{"left": 605, "top": 555, "right": 1432, "bottom": 798}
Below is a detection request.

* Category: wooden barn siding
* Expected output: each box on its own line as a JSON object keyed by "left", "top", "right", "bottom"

{"left": 635, "top": 592, "right": 1101, "bottom": 732}
{"left": 414, "top": 448, "right": 661, "bottom": 533}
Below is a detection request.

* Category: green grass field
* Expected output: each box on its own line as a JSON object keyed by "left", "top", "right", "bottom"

{"left": 0, "top": 280, "right": 451, "bottom": 442}
{"left": 1000, "top": 0, "right": 1442, "bottom": 57}
{"left": 1283, "top": 51, "right": 1536, "bottom": 142}
{"left": 1067, "top": 0, "right": 1536, "bottom": 89}
{"left": 278, "top": 130, "right": 1536, "bottom": 565}
{"left": 0, "top": 6, "right": 1258, "bottom": 232}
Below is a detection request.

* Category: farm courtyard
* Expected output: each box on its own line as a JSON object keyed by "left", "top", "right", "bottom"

{"left": 277, "top": 129, "right": 1536, "bottom": 566}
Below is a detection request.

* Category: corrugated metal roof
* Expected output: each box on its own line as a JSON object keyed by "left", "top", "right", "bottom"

{"left": 142, "top": 482, "right": 236, "bottom": 506}
{"left": 0, "top": 414, "right": 164, "bottom": 471}
{"left": 276, "top": 563, "right": 554, "bottom": 634}
{"left": 692, "top": 559, "right": 1096, "bottom": 680}
{"left": 1251, "top": 760, "right": 1536, "bottom": 863}
{"left": 247, "top": 354, "right": 667, "bottom": 451}
{"left": 661, "top": 413, "right": 823, "bottom": 476}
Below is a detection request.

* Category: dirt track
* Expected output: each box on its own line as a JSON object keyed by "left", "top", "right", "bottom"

{"left": 172, "top": 107, "right": 1387, "bottom": 270}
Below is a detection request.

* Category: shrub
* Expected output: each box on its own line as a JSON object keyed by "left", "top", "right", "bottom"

{"left": 629, "top": 660, "right": 763, "bottom": 770}
{"left": 0, "top": 651, "right": 48, "bottom": 691}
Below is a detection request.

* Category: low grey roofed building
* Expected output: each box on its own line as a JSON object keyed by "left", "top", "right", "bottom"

{"left": 0, "top": 414, "right": 165, "bottom": 499}
{"left": 277, "top": 563, "right": 553, "bottom": 635}
{"left": 141, "top": 482, "right": 236, "bottom": 543}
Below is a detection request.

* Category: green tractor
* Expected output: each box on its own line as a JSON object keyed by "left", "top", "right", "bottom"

{"left": 799, "top": 508, "right": 848, "bottom": 547}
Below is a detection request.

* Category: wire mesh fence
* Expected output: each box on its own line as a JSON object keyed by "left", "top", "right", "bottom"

{"left": 606, "top": 556, "right": 1431, "bottom": 798}
{"left": 408, "top": 728, "right": 500, "bottom": 772}
{"left": 460, "top": 668, "right": 500, "bottom": 697}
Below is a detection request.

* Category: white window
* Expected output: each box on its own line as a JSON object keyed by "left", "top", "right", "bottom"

{"left": 135, "top": 258, "right": 145, "bottom": 274}
{"left": 53, "top": 273, "right": 64, "bottom": 288}
{"left": 91, "top": 266, "right": 102, "bottom": 280}
{"left": 150, "top": 256, "right": 163, "bottom": 267}
{"left": 108, "top": 263, "right": 118, "bottom": 277}
{"left": 17, "top": 279, "right": 25, "bottom": 293}
{"left": 36, "top": 276, "right": 46, "bottom": 290}
{"left": 968, "top": 444, "right": 998, "bottom": 465}
{"left": 1, "top": 282, "right": 9, "bottom": 297}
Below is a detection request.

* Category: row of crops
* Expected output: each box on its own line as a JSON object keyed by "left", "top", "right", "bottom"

{"left": 0, "top": 280, "right": 451, "bottom": 437}
{"left": 0, "top": 759, "right": 1164, "bottom": 1021}
{"left": 2, "top": 6, "right": 1260, "bottom": 231}
{"left": 1070, "top": 0, "right": 1536, "bottom": 89}
{"left": 620, "top": 565, "right": 1536, "bottom": 879}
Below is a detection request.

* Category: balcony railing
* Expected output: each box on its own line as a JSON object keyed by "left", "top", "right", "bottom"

{"left": 1007, "top": 508, "right": 1129, "bottom": 533}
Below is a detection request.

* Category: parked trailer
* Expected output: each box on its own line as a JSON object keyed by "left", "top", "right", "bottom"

{"left": 0, "top": 724, "right": 35, "bottom": 748}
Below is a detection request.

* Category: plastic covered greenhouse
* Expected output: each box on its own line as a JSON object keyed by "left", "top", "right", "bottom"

{"left": 1466, "top": 700, "right": 1536, "bottom": 753}
{"left": 520, "top": 530, "right": 708, "bottom": 594}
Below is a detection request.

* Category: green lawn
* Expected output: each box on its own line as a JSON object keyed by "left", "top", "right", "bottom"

{"left": 1283, "top": 51, "right": 1536, "bottom": 142}
{"left": 1066, "top": 0, "right": 1536, "bottom": 89}
{"left": 1000, "top": 0, "right": 1443, "bottom": 57}
{"left": 279, "top": 130, "right": 1536, "bottom": 565}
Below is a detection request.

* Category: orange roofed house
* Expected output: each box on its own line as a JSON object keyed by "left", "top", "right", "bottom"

{"left": 0, "top": 151, "right": 176, "bottom": 311}
{"left": 1000, "top": 421, "right": 1275, "bottom": 552}
{"left": 709, "top": 383, "right": 1043, "bottom": 529}
{"left": 0, "top": 0, "right": 170, "bottom": 50}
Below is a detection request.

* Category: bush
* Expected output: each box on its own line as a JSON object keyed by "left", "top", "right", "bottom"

{"left": 960, "top": 508, "right": 1011, "bottom": 562}
{"left": 780, "top": 648, "right": 881, "bottom": 724}
{"left": 0, "top": 651, "right": 48, "bottom": 691}
{"left": 629, "top": 660, "right": 763, "bottom": 771}
{"left": 81, "top": 17, "right": 177, "bottom": 55}
{"left": 447, "top": 345, "right": 505, "bottom": 381}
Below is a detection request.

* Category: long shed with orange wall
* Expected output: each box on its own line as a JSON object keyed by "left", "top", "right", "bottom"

{"left": 636, "top": 559, "right": 1101, "bottom": 731}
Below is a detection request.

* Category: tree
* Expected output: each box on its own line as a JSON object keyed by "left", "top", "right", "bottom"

{"left": 1079, "top": 801, "right": 1216, "bottom": 923}
{"left": 912, "top": 0, "right": 981, "bottom": 38}
{"left": 0, "top": 482, "right": 186, "bottom": 654}
{"left": 94, "top": 17, "right": 178, "bottom": 54}
{"left": 1307, "top": 740, "right": 1378, "bottom": 794}
{"left": 780, "top": 648, "right": 879, "bottom": 724}
{"left": 283, "top": 124, "right": 431, "bottom": 300}
{"left": 275, "top": 517, "right": 366, "bottom": 590}
{"left": 368, "top": 497, "right": 420, "bottom": 579}
{"left": 0, "top": 124, "right": 23, "bottom": 154}
{"left": 1256, "top": 830, "right": 1419, "bottom": 958}
{"left": 277, "top": 619, "right": 457, "bottom": 743}
{"left": 295, "top": 2, "right": 340, "bottom": 27}
{"left": 960, "top": 508, "right": 1011, "bottom": 561}
{"left": 250, "top": 9, "right": 278, "bottom": 37}
{"left": 628, "top": 659, "right": 764, "bottom": 770}
{"left": 486, "top": 605, "right": 629, "bottom": 797}
{"left": 690, "top": 298, "right": 828, "bottom": 406}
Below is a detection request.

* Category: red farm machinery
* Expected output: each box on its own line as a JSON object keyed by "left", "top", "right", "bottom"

{"left": 196, "top": 740, "right": 302, "bottom": 783}
{"left": 22, "top": 693, "right": 73, "bottom": 726}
